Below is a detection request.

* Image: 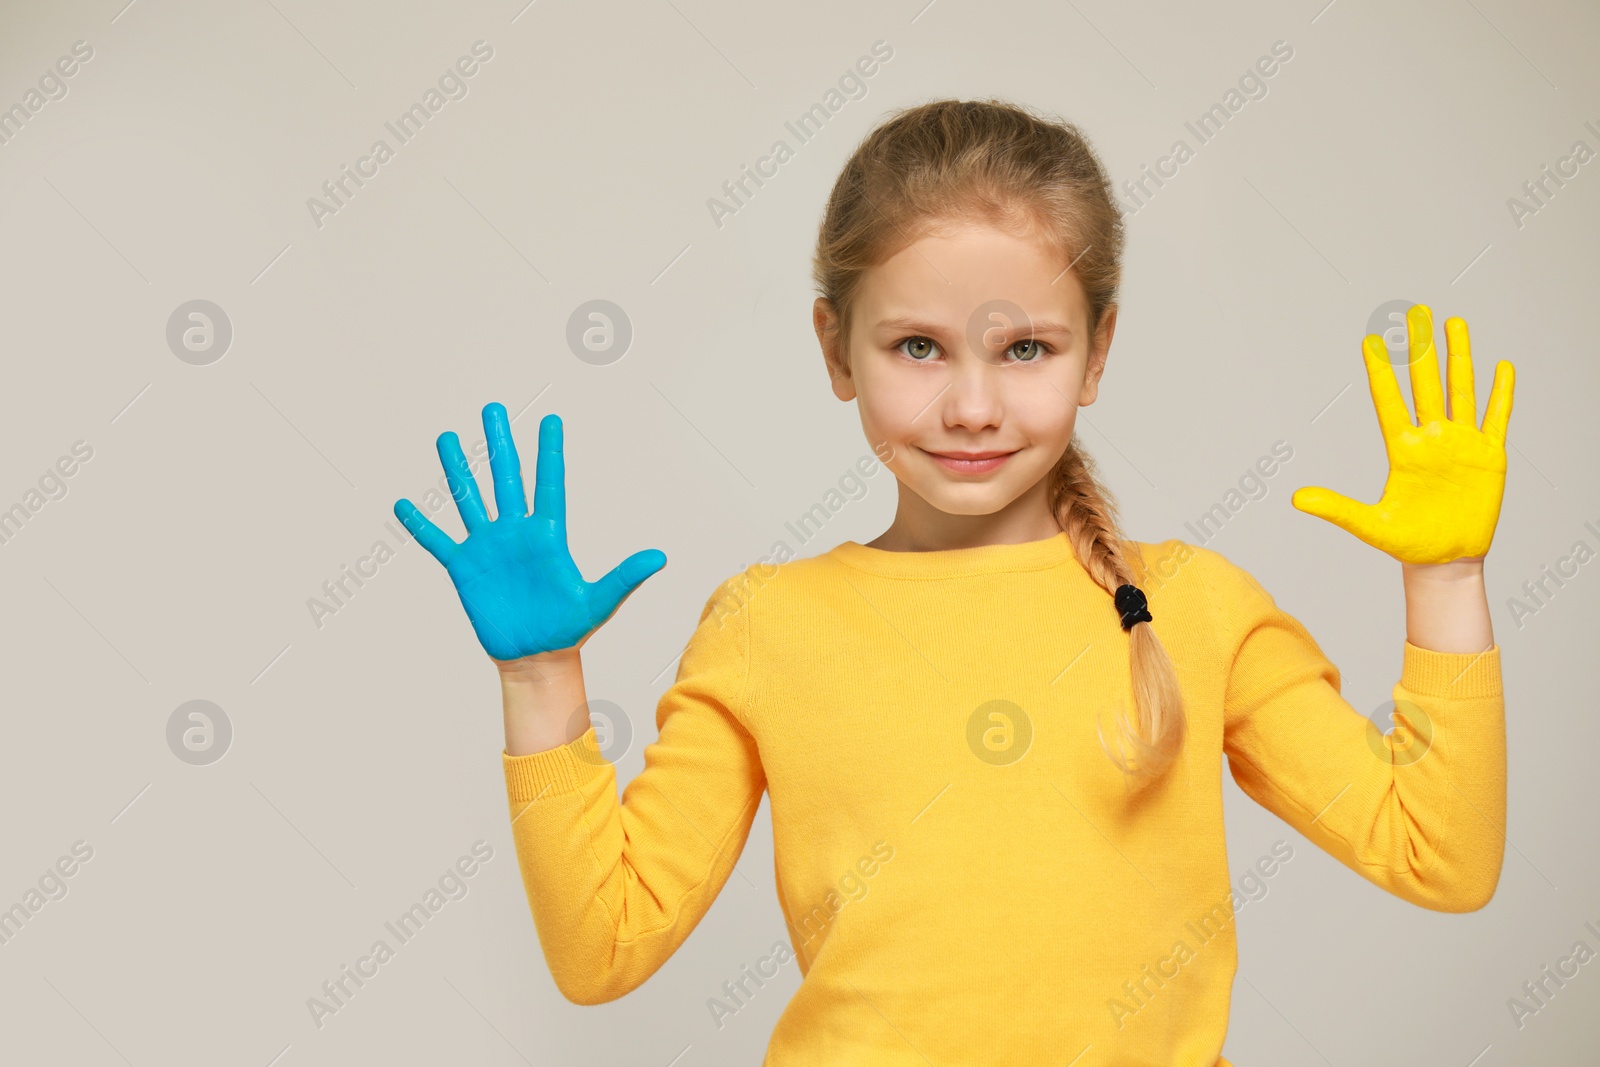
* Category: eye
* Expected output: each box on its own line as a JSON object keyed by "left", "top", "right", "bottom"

{"left": 1006, "top": 339, "right": 1052, "bottom": 363}
{"left": 893, "top": 335, "right": 1054, "bottom": 363}
{"left": 896, "top": 336, "right": 942, "bottom": 362}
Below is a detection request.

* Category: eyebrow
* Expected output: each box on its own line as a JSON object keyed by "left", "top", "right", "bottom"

{"left": 875, "top": 316, "right": 1074, "bottom": 337}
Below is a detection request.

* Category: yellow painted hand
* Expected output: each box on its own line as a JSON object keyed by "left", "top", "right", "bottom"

{"left": 1291, "top": 304, "right": 1515, "bottom": 564}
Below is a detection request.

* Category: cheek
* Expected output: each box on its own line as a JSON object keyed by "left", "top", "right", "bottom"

{"left": 853, "top": 370, "right": 929, "bottom": 437}
{"left": 1002, "top": 383, "right": 1078, "bottom": 441}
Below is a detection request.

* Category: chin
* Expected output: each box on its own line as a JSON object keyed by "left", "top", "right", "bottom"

{"left": 915, "top": 483, "right": 1019, "bottom": 516}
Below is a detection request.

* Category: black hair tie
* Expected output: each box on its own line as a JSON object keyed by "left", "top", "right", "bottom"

{"left": 1115, "top": 584, "right": 1152, "bottom": 631}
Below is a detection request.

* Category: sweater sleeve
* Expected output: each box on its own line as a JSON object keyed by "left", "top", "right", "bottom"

{"left": 1197, "top": 545, "right": 1506, "bottom": 913}
{"left": 500, "top": 568, "right": 766, "bottom": 1004}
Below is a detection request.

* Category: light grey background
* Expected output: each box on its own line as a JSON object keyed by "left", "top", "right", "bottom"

{"left": 0, "top": 0, "right": 1595, "bottom": 1064}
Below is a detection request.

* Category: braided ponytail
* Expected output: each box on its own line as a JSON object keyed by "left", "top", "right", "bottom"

{"left": 1051, "top": 438, "right": 1187, "bottom": 784}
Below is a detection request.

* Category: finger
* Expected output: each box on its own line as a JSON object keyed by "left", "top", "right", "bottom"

{"left": 533, "top": 413, "right": 566, "bottom": 532}
{"left": 1443, "top": 316, "right": 1477, "bottom": 426}
{"left": 1482, "top": 359, "right": 1515, "bottom": 444}
{"left": 588, "top": 548, "right": 667, "bottom": 625}
{"left": 1406, "top": 304, "right": 1446, "bottom": 425}
{"left": 436, "top": 430, "right": 489, "bottom": 533}
{"left": 482, "top": 401, "right": 528, "bottom": 521}
{"left": 1292, "top": 485, "right": 1388, "bottom": 546}
{"left": 394, "top": 498, "right": 458, "bottom": 565}
{"left": 1361, "top": 333, "right": 1412, "bottom": 438}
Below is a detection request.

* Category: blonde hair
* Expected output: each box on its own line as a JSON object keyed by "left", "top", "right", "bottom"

{"left": 812, "top": 97, "right": 1186, "bottom": 785}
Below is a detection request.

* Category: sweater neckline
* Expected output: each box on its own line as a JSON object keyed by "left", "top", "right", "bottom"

{"left": 827, "top": 529, "right": 1078, "bottom": 578}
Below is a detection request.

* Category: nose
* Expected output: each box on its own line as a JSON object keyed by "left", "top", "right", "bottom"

{"left": 936, "top": 347, "right": 1005, "bottom": 432}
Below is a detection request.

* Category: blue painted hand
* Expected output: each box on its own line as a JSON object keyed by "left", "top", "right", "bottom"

{"left": 393, "top": 403, "right": 666, "bottom": 662}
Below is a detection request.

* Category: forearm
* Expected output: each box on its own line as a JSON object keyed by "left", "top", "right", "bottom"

{"left": 499, "top": 648, "right": 591, "bottom": 757}
{"left": 496, "top": 573, "right": 767, "bottom": 1003}
{"left": 1401, "top": 556, "right": 1493, "bottom": 652}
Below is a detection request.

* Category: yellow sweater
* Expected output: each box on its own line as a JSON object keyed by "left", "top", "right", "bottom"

{"left": 502, "top": 534, "right": 1506, "bottom": 1066}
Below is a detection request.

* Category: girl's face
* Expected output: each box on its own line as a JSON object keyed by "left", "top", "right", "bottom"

{"left": 816, "top": 218, "right": 1113, "bottom": 524}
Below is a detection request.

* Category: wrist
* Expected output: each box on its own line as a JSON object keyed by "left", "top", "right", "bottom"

{"left": 495, "top": 646, "right": 583, "bottom": 685}
{"left": 1400, "top": 554, "right": 1493, "bottom": 652}
{"left": 1402, "top": 555, "right": 1485, "bottom": 583}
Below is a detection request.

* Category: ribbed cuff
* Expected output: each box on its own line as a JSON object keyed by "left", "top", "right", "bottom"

{"left": 1400, "top": 641, "right": 1502, "bottom": 699}
{"left": 503, "top": 725, "right": 611, "bottom": 802}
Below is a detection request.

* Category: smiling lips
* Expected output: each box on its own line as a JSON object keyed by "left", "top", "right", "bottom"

{"left": 922, "top": 448, "right": 1017, "bottom": 474}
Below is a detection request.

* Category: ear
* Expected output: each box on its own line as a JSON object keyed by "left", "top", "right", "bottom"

{"left": 815, "top": 297, "right": 855, "bottom": 401}
{"left": 1080, "top": 304, "right": 1116, "bottom": 407}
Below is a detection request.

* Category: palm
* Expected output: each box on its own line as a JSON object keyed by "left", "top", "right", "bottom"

{"left": 1292, "top": 305, "right": 1515, "bottom": 565}
{"left": 1366, "top": 419, "right": 1506, "bottom": 560}
{"left": 447, "top": 513, "right": 593, "bottom": 658}
{"left": 394, "top": 404, "right": 665, "bottom": 662}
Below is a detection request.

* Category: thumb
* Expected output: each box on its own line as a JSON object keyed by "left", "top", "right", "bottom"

{"left": 588, "top": 548, "right": 668, "bottom": 624}
{"left": 1291, "top": 485, "right": 1385, "bottom": 545}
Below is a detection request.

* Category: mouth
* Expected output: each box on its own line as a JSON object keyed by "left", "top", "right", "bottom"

{"left": 920, "top": 447, "right": 1018, "bottom": 475}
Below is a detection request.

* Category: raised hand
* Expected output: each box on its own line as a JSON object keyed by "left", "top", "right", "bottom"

{"left": 393, "top": 403, "right": 666, "bottom": 663}
{"left": 1291, "top": 304, "right": 1515, "bottom": 564}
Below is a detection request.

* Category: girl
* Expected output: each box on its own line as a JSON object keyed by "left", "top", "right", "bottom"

{"left": 395, "top": 99, "right": 1514, "bottom": 1066}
